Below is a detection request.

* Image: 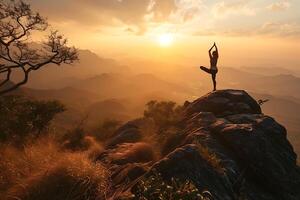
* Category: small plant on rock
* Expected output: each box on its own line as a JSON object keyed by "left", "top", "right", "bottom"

{"left": 132, "top": 172, "right": 212, "bottom": 200}
{"left": 196, "top": 142, "right": 225, "bottom": 175}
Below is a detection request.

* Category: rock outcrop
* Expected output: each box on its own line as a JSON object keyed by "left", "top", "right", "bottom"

{"left": 185, "top": 89, "right": 262, "bottom": 117}
{"left": 99, "top": 90, "right": 300, "bottom": 200}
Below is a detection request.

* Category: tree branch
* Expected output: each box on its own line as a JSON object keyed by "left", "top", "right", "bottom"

{"left": 0, "top": 67, "right": 28, "bottom": 95}
{"left": 0, "top": 68, "right": 12, "bottom": 87}
{"left": 0, "top": 1, "right": 78, "bottom": 96}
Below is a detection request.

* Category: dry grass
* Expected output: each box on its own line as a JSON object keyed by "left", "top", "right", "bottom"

{"left": 195, "top": 142, "right": 226, "bottom": 175}
{"left": 104, "top": 142, "right": 155, "bottom": 165}
{"left": 84, "top": 136, "right": 105, "bottom": 160}
{"left": 0, "top": 137, "right": 60, "bottom": 194}
{"left": 0, "top": 137, "right": 110, "bottom": 200}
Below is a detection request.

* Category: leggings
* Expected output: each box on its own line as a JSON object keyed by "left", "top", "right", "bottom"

{"left": 200, "top": 66, "right": 218, "bottom": 91}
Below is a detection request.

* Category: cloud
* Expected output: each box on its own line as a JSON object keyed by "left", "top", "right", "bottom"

{"left": 267, "top": 0, "right": 290, "bottom": 12}
{"left": 212, "top": 0, "right": 256, "bottom": 18}
{"left": 28, "top": 0, "right": 208, "bottom": 35}
{"left": 28, "top": 0, "right": 184, "bottom": 34}
{"left": 193, "top": 21, "right": 300, "bottom": 39}
{"left": 27, "top": 0, "right": 299, "bottom": 40}
{"left": 149, "top": 0, "right": 177, "bottom": 21}
{"left": 172, "top": 0, "right": 205, "bottom": 22}
{"left": 258, "top": 22, "right": 300, "bottom": 37}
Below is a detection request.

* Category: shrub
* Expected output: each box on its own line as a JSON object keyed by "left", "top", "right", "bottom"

{"left": 132, "top": 172, "right": 212, "bottom": 200}
{"left": 144, "top": 100, "right": 183, "bottom": 132}
{"left": 0, "top": 95, "right": 65, "bottom": 143}
{"left": 61, "top": 127, "right": 104, "bottom": 157}
{"left": 92, "top": 119, "right": 122, "bottom": 141}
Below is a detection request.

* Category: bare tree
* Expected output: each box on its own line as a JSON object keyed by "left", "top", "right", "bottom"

{"left": 0, "top": 0, "right": 78, "bottom": 95}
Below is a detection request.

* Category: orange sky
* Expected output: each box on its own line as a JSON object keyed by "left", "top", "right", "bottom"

{"left": 28, "top": 0, "right": 300, "bottom": 69}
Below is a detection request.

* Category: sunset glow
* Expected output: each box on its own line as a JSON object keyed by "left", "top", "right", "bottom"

{"left": 25, "top": 0, "right": 300, "bottom": 68}
{"left": 158, "top": 33, "right": 174, "bottom": 47}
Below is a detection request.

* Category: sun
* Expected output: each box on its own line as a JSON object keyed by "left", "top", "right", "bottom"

{"left": 158, "top": 33, "right": 174, "bottom": 47}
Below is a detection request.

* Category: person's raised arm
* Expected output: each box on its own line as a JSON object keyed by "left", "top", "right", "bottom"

{"left": 209, "top": 43, "right": 214, "bottom": 59}
{"left": 214, "top": 43, "right": 219, "bottom": 58}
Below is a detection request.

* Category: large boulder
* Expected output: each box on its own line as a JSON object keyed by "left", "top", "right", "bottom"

{"left": 141, "top": 144, "right": 234, "bottom": 200}
{"left": 185, "top": 90, "right": 262, "bottom": 117}
{"left": 209, "top": 115, "right": 299, "bottom": 199}
{"left": 129, "top": 90, "right": 300, "bottom": 200}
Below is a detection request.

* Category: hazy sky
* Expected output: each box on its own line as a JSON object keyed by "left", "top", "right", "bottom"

{"left": 28, "top": 0, "right": 300, "bottom": 68}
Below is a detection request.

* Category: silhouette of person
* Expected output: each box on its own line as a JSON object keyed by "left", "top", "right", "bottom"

{"left": 200, "top": 42, "right": 219, "bottom": 91}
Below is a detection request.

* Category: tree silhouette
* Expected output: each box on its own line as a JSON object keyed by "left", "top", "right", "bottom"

{"left": 0, "top": 0, "right": 78, "bottom": 95}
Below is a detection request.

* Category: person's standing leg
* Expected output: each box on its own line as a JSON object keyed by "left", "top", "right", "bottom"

{"left": 212, "top": 72, "right": 217, "bottom": 91}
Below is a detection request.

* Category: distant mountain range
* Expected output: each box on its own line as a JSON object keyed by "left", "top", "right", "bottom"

{"left": 174, "top": 66, "right": 300, "bottom": 99}
{"left": 7, "top": 49, "right": 299, "bottom": 158}
{"left": 13, "top": 49, "right": 131, "bottom": 89}
{"left": 240, "top": 66, "right": 299, "bottom": 77}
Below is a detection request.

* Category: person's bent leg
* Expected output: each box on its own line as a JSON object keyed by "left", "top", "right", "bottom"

{"left": 200, "top": 66, "right": 212, "bottom": 74}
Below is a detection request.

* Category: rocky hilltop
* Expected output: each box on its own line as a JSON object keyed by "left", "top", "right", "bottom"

{"left": 97, "top": 90, "right": 300, "bottom": 200}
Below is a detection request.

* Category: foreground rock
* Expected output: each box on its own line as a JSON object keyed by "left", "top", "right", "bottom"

{"left": 185, "top": 89, "right": 262, "bottom": 117}
{"left": 101, "top": 90, "right": 300, "bottom": 200}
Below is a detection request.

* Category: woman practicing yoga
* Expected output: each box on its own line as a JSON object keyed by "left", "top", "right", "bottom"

{"left": 200, "top": 42, "right": 219, "bottom": 91}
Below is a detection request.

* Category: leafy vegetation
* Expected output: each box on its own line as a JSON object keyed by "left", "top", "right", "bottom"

{"left": 0, "top": 96, "right": 65, "bottom": 143}
{"left": 132, "top": 172, "right": 212, "bottom": 200}
{"left": 144, "top": 100, "right": 183, "bottom": 132}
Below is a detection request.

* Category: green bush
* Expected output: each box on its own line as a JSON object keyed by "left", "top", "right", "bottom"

{"left": 144, "top": 101, "right": 183, "bottom": 132}
{"left": 0, "top": 96, "right": 65, "bottom": 143}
